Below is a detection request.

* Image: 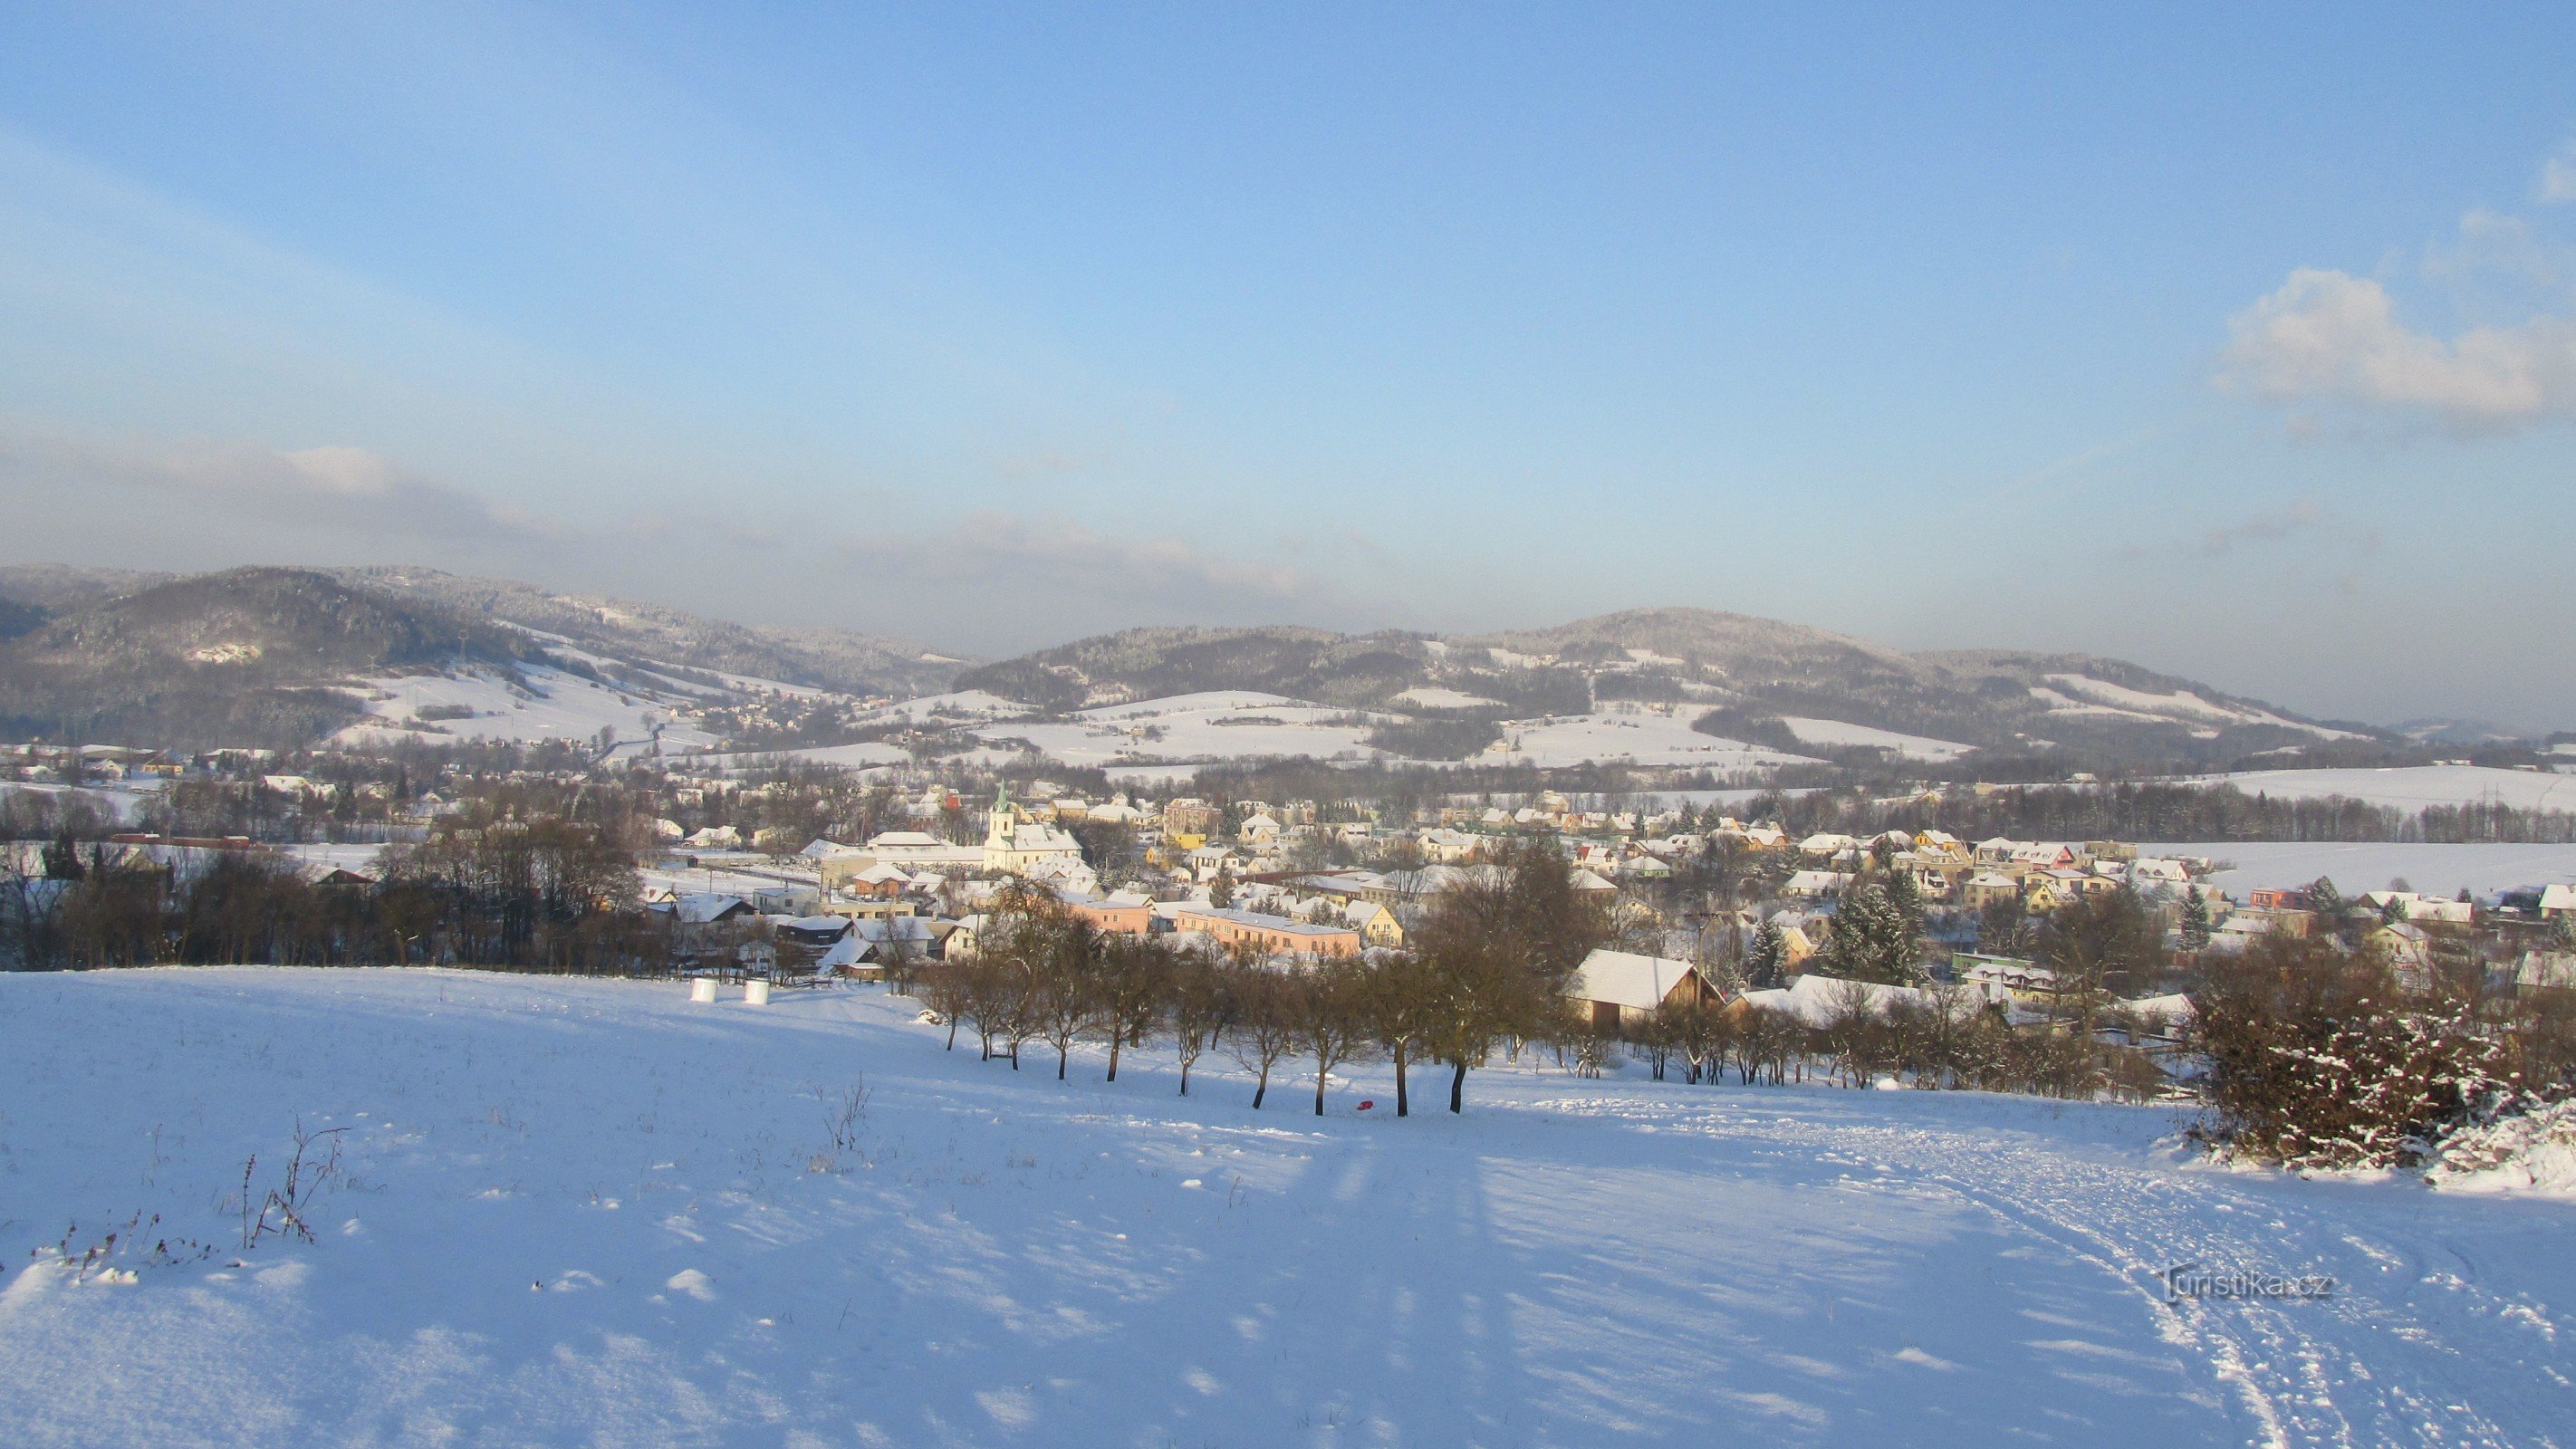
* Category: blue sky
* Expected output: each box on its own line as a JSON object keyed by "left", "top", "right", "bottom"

{"left": 3, "top": 5, "right": 2573, "bottom": 727}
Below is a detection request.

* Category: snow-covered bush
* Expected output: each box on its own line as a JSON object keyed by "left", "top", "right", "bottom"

{"left": 2425, "top": 1097, "right": 2576, "bottom": 1196}
{"left": 2191, "top": 936, "right": 2516, "bottom": 1170}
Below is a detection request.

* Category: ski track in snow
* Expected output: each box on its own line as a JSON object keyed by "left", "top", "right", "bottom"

{"left": 1542, "top": 1092, "right": 2569, "bottom": 1448}
{"left": 0, "top": 969, "right": 2567, "bottom": 1448}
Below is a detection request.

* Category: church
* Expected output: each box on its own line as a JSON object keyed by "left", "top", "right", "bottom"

{"left": 983, "top": 784, "right": 1086, "bottom": 877}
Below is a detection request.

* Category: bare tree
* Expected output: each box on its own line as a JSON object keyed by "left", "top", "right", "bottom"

{"left": 1090, "top": 934, "right": 1171, "bottom": 1083}
{"left": 918, "top": 959, "right": 974, "bottom": 1051}
{"left": 1289, "top": 955, "right": 1374, "bottom": 1116}
{"left": 1166, "top": 944, "right": 1230, "bottom": 1096}
{"left": 1364, "top": 949, "right": 1438, "bottom": 1116}
{"left": 1224, "top": 962, "right": 1298, "bottom": 1109}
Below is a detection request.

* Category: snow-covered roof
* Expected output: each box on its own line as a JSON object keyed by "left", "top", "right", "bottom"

{"left": 1564, "top": 949, "right": 1699, "bottom": 1012}
{"left": 674, "top": 893, "right": 751, "bottom": 925}
{"left": 780, "top": 915, "right": 854, "bottom": 936}
{"left": 1737, "top": 973, "right": 1979, "bottom": 1027}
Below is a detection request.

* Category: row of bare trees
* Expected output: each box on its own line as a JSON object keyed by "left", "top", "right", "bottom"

{"left": 2, "top": 812, "right": 668, "bottom": 973}
{"left": 915, "top": 844, "right": 1608, "bottom": 1115}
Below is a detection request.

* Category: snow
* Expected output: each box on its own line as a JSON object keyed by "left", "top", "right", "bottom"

{"left": 4, "top": 968, "right": 2570, "bottom": 1446}
{"left": 678, "top": 741, "right": 916, "bottom": 772}
{"left": 1391, "top": 686, "right": 1504, "bottom": 710}
{"left": 2428, "top": 1099, "right": 2576, "bottom": 1200}
{"left": 2144, "top": 841, "right": 2576, "bottom": 899}
{"left": 1101, "top": 763, "right": 1206, "bottom": 786}
{"left": 985, "top": 693, "right": 1390, "bottom": 767}
{"left": 858, "top": 690, "right": 1035, "bottom": 724}
{"left": 1493, "top": 706, "right": 1818, "bottom": 771}
{"left": 1777, "top": 717, "right": 1971, "bottom": 762}
{"left": 2037, "top": 675, "right": 2360, "bottom": 739}
{"left": 332, "top": 665, "right": 720, "bottom": 751}
{"left": 2176, "top": 765, "right": 2576, "bottom": 813}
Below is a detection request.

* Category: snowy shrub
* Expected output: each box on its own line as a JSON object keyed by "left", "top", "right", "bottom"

{"left": 2425, "top": 1097, "right": 2576, "bottom": 1196}
{"left": 2192, "top": 937, "right": 2516, "bottom": 1170}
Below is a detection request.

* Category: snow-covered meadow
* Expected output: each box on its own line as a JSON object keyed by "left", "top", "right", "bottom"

{"left": 3, "top": 968, "right": 2569, "bottom": 1447}
{"left": 2146, "top": 841, "right": 2576, "bottom": 900}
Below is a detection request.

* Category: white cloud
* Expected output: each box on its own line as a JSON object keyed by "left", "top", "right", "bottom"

{"left": 2539, "top": 139, "right": 2576, "bottom": 205}
{"left": 901, "top": 510, "right": 1312, "bottom": 605}
{"left": 2218, "top": 267, "right": 2576, "bottom": 428}
{"left": 0, "top": 422, "right": 548, "bottom": 539}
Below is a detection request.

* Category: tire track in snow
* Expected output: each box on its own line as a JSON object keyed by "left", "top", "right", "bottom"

{"left": 1535, "top": 1092, "right": 2559, "bottom": 1449}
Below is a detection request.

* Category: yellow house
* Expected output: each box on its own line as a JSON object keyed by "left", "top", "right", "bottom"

{"left": 1344, "top": 901, "right": 1406, "bottom": 948}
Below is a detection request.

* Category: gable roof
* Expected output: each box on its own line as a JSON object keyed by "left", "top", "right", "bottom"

{"left": 1564, "top": 949, "right": 1699, "bottom": 1012}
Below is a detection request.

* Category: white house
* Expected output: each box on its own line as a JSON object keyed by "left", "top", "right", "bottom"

{"left": 1563, "top": 949, "right": 1708, "bottom": 1034}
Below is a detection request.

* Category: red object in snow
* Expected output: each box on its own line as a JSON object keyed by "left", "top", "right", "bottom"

{"left": 1357, "top": 1099, "right": 1375, "bottom": 1111}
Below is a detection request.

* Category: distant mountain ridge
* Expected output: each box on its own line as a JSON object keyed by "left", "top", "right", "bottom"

{"left": 326, "top": 567, "right": 965, "bottom": 699}
{"left": 956, "top": 608, "right": 2383, "bottom": 767}
{"left": 0, "top": 568, "right": 544, "bottom": 746}
{"left": 0, "top": 564, "right": 967, "bottom": 749}
{"left": 0, "top": 566, "right": 2396, "bottom": 766}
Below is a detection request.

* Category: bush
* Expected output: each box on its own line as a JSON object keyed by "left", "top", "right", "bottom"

{"left": 2191, "top": 937, "right": 2515, "bottom": 1169}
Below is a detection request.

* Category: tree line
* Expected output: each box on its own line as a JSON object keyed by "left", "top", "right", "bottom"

{"left": 1737, "top": 781, "right": 2576, "bottom": 846}
{"left": 2, "top": 811, "right": 675, "bottom": 974}
{"left": 916, "top": 844, "right": 1606, "bottom": 1115}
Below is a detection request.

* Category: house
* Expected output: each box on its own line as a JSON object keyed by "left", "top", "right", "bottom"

{"left": 2022, "top": 873, "right": 2081, "bottom": 915}
{"left": 1964, "top": 871, "right": 2023, "bottom": 911}
{"left": 834, "top": 862, "right": 910, "bottom": 898}
{"left": 2009, "top": 842, "right": 2078, "bottom": 873}
{"left": 1563, "top": 949, "right": 1712, "bottom": 1035}
{"left": 681, "top": 825, "right": 743, "bottom": 851}
{"left": 671, "top": 893, "right": 754, "bottom": 925}
{"left": 2129, "top": 857, "right": 2190, "bottom": 886}
{"left": 2369, "top": 922, "right": 2434, "bottom": 989}
{"left": 1342, "top": 900, "right": 1405, "bottom": 948}
{"left": 1417, "top": 828, "right": 1480, "bottom": 863}
{"left": 2516, "top": 950, "right": 2576, "bottom": 994}
{"left": 2542, "top": 884, "right": 2576, "bottom": 920}
{"left": 1237, "top": 813, "right": 1283, "bottom": 849}
{"left": 1569, "top": 868, "right": 1620, "bottom": 897}
{"left": 2247, "top": 886, "right": 2305, "bottom": 911}
{"left": 1952, "top": 954, "right": 2057, "bottom": 1001}
{"left": 1164, "top": 906, "right": 1361, "bottom": 958}
{"left": 1784, "top": 869, "right": 1854, "bottom": 900}
{"left": 1065, "top": 889, "right": 1154, "bottom": 935}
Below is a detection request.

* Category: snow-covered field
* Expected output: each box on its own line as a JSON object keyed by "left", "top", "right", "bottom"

{"left": 1494, "top": 706, "right": 1818, "bottom": 771}
{"left": 334, "top": 666, "right": 720, "bottom": 752}
{"left": 2033, "top": 676, "right": 2360, "bottom": 740}
{"left": 2177, "top": 765, "right": 2576, "bottom": 813}
{"left": 1778, "top": 717, "right": 1970, "bottom": 762}
{"left": 979, "top": 693, "right": 1391, "bottom": 767}
{"left": 2145, "top": 841, "right": 2576, "bottom": 899}
{"left": 678, "top": 742, "right": 915, "bottom": 772}
{"left": 5, "top": 969, "right": 2568, "bottom": 1447}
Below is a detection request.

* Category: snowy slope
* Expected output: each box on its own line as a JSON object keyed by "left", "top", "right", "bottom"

{"left": 980, "top": 693, "right": 1391, "bottom": 767}
{"left": 1494, "top": 706, "right": 1819, "bottom": 771}
{"left": 333, "top": 665, "right": 720, "bottom": 751}
{"left": 10, "top": 968, "right": 2566, "bottom": 1447}
{"left": 1778, "top": 716, "right": 1971, "bottom": 762}
{"left": 2145, "top": 841, "right": 2576, "bottom": 900}
{"left": 2181, "top": 765, "right": 2576, "bottom": 813}
{"left": 2037, "top": 675, "right": 2362, "bottom": 739}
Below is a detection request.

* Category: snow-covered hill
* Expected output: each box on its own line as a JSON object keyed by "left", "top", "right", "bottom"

{"left": 3, "top": 968, "right": 2565, "bottom": 1447}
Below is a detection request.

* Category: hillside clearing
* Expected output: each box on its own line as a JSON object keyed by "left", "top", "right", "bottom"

{"left": 1, "top": 968, "right": 2567, "bottom": 1447}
